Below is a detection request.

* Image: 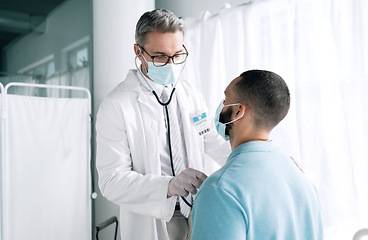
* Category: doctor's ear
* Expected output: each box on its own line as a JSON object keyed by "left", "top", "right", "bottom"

{"left": 134, "top": 44, "right": 141, "bottom": 56}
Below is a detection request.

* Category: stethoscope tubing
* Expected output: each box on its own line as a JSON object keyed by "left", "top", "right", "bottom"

{"left": 135, "top": 55, "right": 193, "bottom": 208}
{"left": 153, "top": 89, "right": 193, "bottom": 208}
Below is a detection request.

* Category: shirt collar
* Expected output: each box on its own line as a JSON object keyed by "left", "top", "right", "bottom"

{"left": 228, "top": 140, "right": 276, "bottom": 162}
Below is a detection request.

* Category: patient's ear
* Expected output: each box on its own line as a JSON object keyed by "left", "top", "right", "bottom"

{"left": 236, "top": 104, "right": 246, "bottom": 116}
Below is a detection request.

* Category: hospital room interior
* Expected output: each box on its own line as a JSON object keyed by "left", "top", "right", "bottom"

{"left": 0, "top": 0, "right": 367, "bottom": 239}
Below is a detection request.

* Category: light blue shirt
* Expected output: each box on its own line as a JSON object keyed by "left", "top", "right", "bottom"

{"left": 191, "top": 141, "right": 323, "bottom": 240}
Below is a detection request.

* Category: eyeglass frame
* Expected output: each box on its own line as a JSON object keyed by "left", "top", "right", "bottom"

{"left": 138, "top": 44, "right": 189, "bottom": 67}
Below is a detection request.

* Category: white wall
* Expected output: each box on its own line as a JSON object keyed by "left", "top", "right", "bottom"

{"left": 156, "top": 0, "right": 250, "bottom": 18}
{"left": 93, "top": 0, "right": 153, "bottom": 112}
{"left": 92, "top": 0, "right": 154, "bottom": 239}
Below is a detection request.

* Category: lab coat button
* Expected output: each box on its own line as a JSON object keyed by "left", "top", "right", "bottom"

{"left": 151, "top": 124, "right": 156, "bottom": 129}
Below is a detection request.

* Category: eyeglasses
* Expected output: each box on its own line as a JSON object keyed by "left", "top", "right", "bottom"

{"left": 138, "top": 45, "right": 189, "bottom": 67}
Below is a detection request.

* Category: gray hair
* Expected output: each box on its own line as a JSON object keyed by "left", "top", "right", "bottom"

{"left": 135, "top": 9, "right": 184, "bottom": 46}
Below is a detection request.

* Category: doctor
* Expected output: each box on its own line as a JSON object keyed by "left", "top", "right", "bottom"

{"left": 96, "top": 9, "right": 230, "bottom": 240}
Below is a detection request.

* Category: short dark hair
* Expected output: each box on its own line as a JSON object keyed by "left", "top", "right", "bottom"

{"left": 135, "top": 9, "right": 184, "bottom": 46}
{"left": 233, "top": 70, "right": 290, "bottom": 130}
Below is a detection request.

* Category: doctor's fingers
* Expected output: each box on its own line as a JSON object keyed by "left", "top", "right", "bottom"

{"left": 183, "top": 168, "right": 208, "bottom": 182}
{"left": 180, "top": 174, "right": 203, "bottom": 190}
{"left": 173, "top": 180, "right": 190, "bottom": 197}
{"left": 177, "top": 175, "right": 198, "bottom": 194}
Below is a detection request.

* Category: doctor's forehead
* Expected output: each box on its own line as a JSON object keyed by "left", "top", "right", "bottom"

{"left": 144, "top": 31, "right": 183, "bottom": 51}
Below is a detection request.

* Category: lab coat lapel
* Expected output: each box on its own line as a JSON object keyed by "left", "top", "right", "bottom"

{"left": 136, "top": 86, "right": 162, "bottom": 175}
{"left": 137, "top": 90, "right": 154, "bottom": 115}
{"left": 175, "top": 83, "right": 201, "bottom": 170}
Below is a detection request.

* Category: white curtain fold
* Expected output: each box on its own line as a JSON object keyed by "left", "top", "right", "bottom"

{"left": 46, "top": 67, "right": 90, "bottom": 98}
{"left": 2, "top": 91, "right": 91, "bottom": 240}
{"left": 183, "top": 0, "right": 368, "bottom": 239}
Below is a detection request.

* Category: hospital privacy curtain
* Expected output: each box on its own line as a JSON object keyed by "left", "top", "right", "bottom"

{"left": 183, "top": 0, "right": 368, "bottom": 239}
{"left": 0, "top": 84, "right": 92, "bottom": 240}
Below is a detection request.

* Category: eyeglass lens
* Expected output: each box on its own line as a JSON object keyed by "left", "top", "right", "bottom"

{"left": 153, "top": 53, "right": 188, "bottom": 66}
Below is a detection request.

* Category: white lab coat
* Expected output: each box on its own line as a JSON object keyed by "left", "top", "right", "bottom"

{"left": 96, "top": 69, "right": 230, "bottom": 240}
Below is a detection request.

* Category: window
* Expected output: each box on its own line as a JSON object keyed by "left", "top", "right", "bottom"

{"left": 67, "top": 45, "right": 89, "bottom": 70}
{"left": 26, "top": 61, "right": 55, "bottom": 80}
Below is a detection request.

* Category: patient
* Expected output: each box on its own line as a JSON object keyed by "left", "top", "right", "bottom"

{"left": 191, "top": 70, "right": 323, "bottom": 239}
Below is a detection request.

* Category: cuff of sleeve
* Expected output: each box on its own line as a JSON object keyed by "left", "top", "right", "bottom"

{"left": 162, "top": 176, "right": 176, "bottom": 222}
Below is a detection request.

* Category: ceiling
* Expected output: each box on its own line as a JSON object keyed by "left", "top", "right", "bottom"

{"left": 0, "top": 0, "right": 66, "bottom": 71}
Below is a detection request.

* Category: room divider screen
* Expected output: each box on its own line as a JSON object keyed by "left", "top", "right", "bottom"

{"left": 0, "top": 82, "right": 92, "bottom": 240}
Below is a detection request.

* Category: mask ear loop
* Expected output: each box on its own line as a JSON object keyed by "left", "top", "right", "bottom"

{"left": 173, "top": 44, "right": 188, "bottom": 89}
{"left": 172, "top": 59, "right": 186, "bottom": 89}
{"left": 222, "top": 103, "right": 245, "bottom": 125}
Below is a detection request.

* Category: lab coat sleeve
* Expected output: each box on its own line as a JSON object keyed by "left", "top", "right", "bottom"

{"left": 203, "top": 116, "right": 231, "bottom": 166}
{"left": 196, "top": 90, "right": 231, "bottom": 166}
{"left": 96, "top": 96, "right": 176, "bottom": 221}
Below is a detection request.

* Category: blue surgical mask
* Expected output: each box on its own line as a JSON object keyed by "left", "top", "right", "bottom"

{"left": 146, "top": 62, "right": 182, "bottom": 85}
{"left": 214, "top": 100, "right": 244, "bottom": 141}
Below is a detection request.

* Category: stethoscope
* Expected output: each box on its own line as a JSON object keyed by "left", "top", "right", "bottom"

{"left": 135, "top": 55, "right": 193, "bottom": 208}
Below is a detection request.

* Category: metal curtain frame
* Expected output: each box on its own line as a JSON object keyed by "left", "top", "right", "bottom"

{"left": 96, "top": 216, "right": 118, "bottom": 240}
{"left": 1, "top": 82, "right": 92, "bottom": 240}
{"left": 4, "top": 82, "right": 91, "bottom": 113}
{"left": 0, "top": 82, "right": 4, "bottom": 240}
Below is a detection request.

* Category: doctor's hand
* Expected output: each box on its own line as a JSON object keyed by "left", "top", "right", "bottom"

{"left": 167, "top": 168, "right": 207, "bottom": 198}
